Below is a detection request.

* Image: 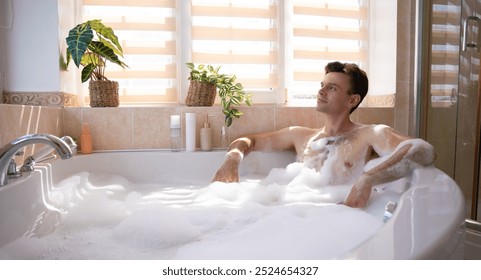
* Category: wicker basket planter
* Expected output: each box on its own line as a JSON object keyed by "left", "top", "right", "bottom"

{"left": 185, "top": 80, "right": 217, "bottom": 106}
{"left": 88, "top": 80, "right": 119, "bottom": 107}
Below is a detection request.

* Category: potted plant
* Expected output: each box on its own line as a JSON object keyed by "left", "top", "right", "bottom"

{"left": 186, "top": 63, "right": 252, "bottom": 127}
{"left": 65, "top": 19, "right": 128, "bottom": 107}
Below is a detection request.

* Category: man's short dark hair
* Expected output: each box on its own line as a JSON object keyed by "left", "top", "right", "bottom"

{"left": 325, "top": 61, "right": 369, "bottom": 113}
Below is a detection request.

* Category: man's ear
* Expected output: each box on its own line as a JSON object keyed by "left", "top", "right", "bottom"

{"left": 348, "top": 94, "right": 361, "bottom": 108}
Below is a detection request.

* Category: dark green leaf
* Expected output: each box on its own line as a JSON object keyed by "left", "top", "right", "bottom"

{"left": 81, "top": 63, "right": 96, "bottom": 82}
{"left": 88, "top": 41, "right": 127, "bottom": 68}
{"left": 66, "top": 24, "right": 93, "bottom": 67}
{"left": 225, "top": 116, "right": 233, "bottom": 127}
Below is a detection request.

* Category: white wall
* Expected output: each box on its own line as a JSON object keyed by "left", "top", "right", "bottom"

{"left": 58, "top": 0, "right": 80, "bottom": 96}
{"left": 3, "top": 0, "right": 60, "bottom": 91}
{"left": 0, "top": 0, "right": 12, "bottom": 101}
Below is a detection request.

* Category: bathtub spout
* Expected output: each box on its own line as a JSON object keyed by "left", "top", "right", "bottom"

{"left": 0, "top": 134, "right": 73, "bottom": 187}
{"left": 20, "top": 136, "right": 78, "bottom": 172}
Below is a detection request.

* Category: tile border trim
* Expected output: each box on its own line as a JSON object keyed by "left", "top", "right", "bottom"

{"left": 2, "top": 91, "right": 79, "bottom": 107}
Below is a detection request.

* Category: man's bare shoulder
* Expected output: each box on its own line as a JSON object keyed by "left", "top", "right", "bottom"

{"left": 287, "top": 125, "right": 319, "bottom": 134}
{"left": 355, "top": 124, "right": 412, "bottom": 151}
{"left": 355, "top": 124, "right": 396, "bottom": 136}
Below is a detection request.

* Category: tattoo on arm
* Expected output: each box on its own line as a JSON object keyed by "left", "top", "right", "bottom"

{"left": 365, "top": 144, "right": 412, "bottom": 176}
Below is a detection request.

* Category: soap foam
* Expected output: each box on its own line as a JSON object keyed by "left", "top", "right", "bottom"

{"left": 0, "top": 162, "right": 401, "bottom": 260}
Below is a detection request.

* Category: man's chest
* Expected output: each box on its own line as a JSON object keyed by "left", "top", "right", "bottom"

{"left": 300, "top": 135, "right": 372, "bottom": 183}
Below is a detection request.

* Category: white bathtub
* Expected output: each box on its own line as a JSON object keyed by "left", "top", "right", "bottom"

{"left": 0, "top": 150, "right": 465, "bottom": 259}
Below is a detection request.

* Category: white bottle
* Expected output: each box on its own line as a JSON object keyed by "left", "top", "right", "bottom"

{"left": 200, "top": 114, "right": 213, "bottom": 151}
{"left": 185, "top": 113, "right": 196, "bottom": 152}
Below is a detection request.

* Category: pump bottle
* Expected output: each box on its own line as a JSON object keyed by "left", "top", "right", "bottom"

{"left": 200, "top": 114, "right": 213, "bottom": 151}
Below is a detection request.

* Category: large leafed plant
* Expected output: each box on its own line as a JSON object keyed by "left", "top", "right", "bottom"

{"left": 65, "top": 19, "right": 128, "bottom": 82}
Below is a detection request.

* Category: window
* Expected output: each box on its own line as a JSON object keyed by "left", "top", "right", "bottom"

{"left": 289, "top": 0, "right": 369, "bottom": 105}
{"left": 80, "top": 0, "right": 396, "bottom": 106}
{"left": 82, "top": 0, "right": 177, "bottom": 104}
{"left": 190, "top": 0, "right": 278, "bottom": 103}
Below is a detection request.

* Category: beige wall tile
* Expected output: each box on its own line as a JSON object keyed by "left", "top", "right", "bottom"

{"left": 1, "top": 104, "right": 32, "bottom": 146}
{"left": 63, "top": 107, "right": 82, "bottom": 141}
{"left": 394, "top": 81, "right": 411, "bottom": 135}
{"left": 0, "top": 104, "right": 64, "bottom": 162}
{"left": 355, "top": 108, "right": 395, "bottom": 127}
{"left": 275, "top": 107, "right": 318, "bottom": 129}
{"left": 81, "top": 108, "right": 133, "bottom": 151}
{"left": 34, "top": 106, "right": 64, "bottom": 137}
{"left": 133, "top": 107, "right": 179, "bottom": 149}
{"left": 0, "top": 105, "right": 63, "bottom": 139}
{"left": 226, "top": 105, "right": 276, "bottom": 141}
{"left": 394, "top": 0, "right": 416, "bottom": 136}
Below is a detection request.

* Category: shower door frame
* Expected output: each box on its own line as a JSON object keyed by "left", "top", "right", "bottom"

{"left": 418, "top": 0, "right": 481, "bottom": 221}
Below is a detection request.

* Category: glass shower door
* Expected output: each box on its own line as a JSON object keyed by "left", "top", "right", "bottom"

{"left": 424, "top": 0, "right": 481, "bottom": 221}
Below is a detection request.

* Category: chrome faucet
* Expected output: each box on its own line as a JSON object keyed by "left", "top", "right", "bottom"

{"left": 20, "top": 136, "right": 77, "bottom": 172}
{"left": 0, "top": 134, "right": 73, "bottom": 187}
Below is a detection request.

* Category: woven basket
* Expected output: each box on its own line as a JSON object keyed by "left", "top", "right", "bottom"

{"left": 88, "top": 80, "right": 119, "bottom": 107}
{"left": 185, "top": 80, "right": 216, "bottom": 106}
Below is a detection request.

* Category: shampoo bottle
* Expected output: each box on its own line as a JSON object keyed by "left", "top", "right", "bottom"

{"left": 200, "top": 114, "right": 213, "bottom": 151}
{"left": 80, "top": 122, "right": 92, "bottom": 154}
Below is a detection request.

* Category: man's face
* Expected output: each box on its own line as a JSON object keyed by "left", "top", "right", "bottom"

{"left": 316, "top": 72, "right": 356, "bottom": 114}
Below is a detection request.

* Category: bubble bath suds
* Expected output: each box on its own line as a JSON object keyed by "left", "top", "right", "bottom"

{"left": 0, "top": 162, "right": 403, "bottom": 260}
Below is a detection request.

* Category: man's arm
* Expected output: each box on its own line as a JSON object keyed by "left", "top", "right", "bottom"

{"left": 212, "top": 126, "right": 316, "bottom": 182}
{"left": 345, "top": 126, "right": 436, "bottom": 208}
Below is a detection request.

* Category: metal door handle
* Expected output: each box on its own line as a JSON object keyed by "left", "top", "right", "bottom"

{"left": 462, "top": 15, "right": 481, "bottom": 52}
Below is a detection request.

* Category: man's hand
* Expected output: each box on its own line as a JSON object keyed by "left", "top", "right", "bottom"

{"left": 344, "top": 175, "right": 372, "bottom": 208}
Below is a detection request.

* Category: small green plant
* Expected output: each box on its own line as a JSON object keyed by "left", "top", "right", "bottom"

{"left": 65, "top": 19, "right": 128, "bottom": 82}
{"left": 187, "top": 63, "right": 252, "bottom": 127}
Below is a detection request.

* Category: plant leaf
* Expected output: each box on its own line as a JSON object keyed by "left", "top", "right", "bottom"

{"left": 80, "top": 52, "right": 101, "bottom": 66}
{"left": 88, "top": 41, "right": 127, "bottom": 68}
{"left": 81, "top": 63, "right": 96, "bottom": 82}
{"left": 245, "top": 97, "right": 253, "bottom": 106}
{"left": 231, "top": 108, "right": 243, "bottom": 118}
{"left": 66, "top": 23, "right": 93, "bottom": 67}
{"left": 225, "top": 116, "right": 233, "bottom": 127}
{"left": 87, "top": 19, "right": 123, "bottom": 54}
{"left": 230, "top": 95, "right": 241, "bottom": 105}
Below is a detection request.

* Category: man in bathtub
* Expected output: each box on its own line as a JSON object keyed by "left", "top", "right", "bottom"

{"left": 212, "top": 61, "right": 436, "bottom": 208}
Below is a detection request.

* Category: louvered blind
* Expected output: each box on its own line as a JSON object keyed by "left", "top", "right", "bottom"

{"left": 190, "top": 0, "right": 278, "bottom": 93}
{"left": 290, "top": 0, "right": 369, "bottom": 102}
